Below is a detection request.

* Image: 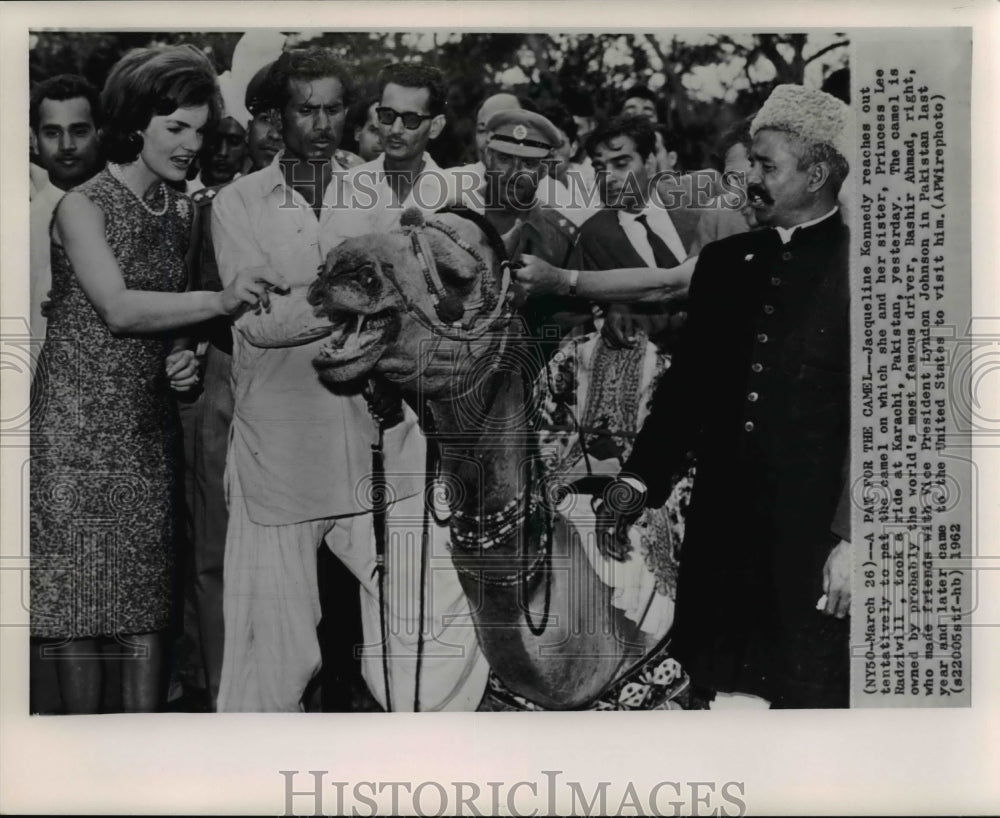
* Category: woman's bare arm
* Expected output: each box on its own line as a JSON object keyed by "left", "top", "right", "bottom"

{"left": 516, "top": 253, "right": 696, "bottom": 304}
{"left": 54, "top": 192, "right": 285, "bottom": 335}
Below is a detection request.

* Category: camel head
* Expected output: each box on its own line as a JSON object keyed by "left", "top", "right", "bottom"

{"left": 309, "top": 208, "right": 522, "bottom": 397}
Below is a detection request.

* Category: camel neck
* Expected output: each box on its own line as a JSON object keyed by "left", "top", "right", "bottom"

{"left": 429, "top": 365, "right": 535, "bottom": 537}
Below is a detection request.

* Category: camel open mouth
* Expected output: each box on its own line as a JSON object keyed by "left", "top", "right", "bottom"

{"left": 315, "top": 308, "right": 398, "bottom": 368}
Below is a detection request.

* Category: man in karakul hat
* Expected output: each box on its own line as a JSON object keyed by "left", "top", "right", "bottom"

{"left": 601, "top": 84, "right": 853, "bottom": 709}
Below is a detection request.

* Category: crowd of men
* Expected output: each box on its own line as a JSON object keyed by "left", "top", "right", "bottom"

{"left": 28, "top": 42, "right": 853, "bottom": 712}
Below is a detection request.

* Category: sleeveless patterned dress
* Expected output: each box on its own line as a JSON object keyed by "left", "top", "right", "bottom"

{"left": 30, "top": 168, "right": 192, "bottom": 639}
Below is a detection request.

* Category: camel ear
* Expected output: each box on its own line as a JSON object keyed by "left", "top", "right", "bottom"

{"left": 500, "top": 219, "right": 523, "bottom": 258}
{"left": 400, "top": 207, "right": 426, "bottom": 229}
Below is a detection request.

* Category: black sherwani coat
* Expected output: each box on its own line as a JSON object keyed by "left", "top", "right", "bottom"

{"left": 622, "top": 211, "right": 851, "bottom": 707}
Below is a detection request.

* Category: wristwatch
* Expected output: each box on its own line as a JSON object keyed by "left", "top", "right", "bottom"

{"left": 567, "top": 268, "right": 580, "bottom": 297}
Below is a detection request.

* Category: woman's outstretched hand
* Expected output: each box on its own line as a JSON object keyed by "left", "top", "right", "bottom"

{"left": 517, "top": 254, "right": 697, "bottom": 305}
{"left": 219, "top": 266, "right": 290, "bottom": 315}
{"left": 516, "top": 254, "right": 569, "bottom": 296}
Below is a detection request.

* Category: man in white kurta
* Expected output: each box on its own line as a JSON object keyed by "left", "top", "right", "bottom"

{"left": 212, "top": 51, "right": 484, "bottom": 711}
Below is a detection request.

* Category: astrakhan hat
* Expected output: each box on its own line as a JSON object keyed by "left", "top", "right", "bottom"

{"left": 750, "top": 84, "right": 851, "bottom": 160}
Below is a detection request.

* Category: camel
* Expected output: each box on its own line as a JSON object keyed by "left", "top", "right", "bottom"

{"left": 306, "top": 208, "right": 690, "bottom": 710}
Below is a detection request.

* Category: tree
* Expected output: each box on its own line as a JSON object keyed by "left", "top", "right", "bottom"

{"left": 29, "top": 30, "right": 849, "bottom": 169}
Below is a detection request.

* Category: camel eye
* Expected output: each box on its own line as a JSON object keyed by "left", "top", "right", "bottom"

{"left": 436, "top": 258, "right": 476, "bottom": 296}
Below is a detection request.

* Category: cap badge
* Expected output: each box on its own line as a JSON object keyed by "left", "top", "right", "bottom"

{"left": 512, "top": 124, "right": 528, "bottom": 141}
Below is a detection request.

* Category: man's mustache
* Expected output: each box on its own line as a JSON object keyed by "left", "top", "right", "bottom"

{"left": 746, "top": 183, "right": 773, "bottom": 204}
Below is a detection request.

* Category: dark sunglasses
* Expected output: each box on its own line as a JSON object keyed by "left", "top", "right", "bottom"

{"left": 375, "top": 106, "right": 434, "bottom": 130}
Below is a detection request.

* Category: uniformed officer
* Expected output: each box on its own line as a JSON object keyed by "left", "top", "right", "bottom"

{"left": 481, "top": 109, "right": 579, "bottom": 262}
{"left": 480, "top": 109, "right": 588, "bottom": 363}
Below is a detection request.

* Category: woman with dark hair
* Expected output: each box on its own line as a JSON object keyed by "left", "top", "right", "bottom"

{"left": 30, "top": 44, "right": 284, "bottom": 714}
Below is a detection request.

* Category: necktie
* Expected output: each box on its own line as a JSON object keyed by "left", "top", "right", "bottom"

{"left": 634, "top": 213, "right": 680, "bottom": 268}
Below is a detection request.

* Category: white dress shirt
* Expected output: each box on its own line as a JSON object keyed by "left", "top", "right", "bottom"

{"left": 618, "top": 204, "right": 688, "bottom": 267}
{"left": 186, "top": 171, "right": 242, "bottom": 197}
{"left": 538, "top": 174, "right": 598, "bottom": 226}
{"left": 337, "top": 152, "right": 462, "bottom": 239}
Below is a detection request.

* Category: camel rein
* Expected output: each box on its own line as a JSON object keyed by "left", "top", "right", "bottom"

{"left": 371, "top": 207, "right": 519, "bottom": 394}
{"left": 366, "top": 208, "right": 552, "bottom": 702}
{"left": 419, "top": 207, "right": 553, "bottom": 633}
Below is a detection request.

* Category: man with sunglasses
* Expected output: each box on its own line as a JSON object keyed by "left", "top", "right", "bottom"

{"left": 337, "top": 62, "right": 459, "bottom": 237}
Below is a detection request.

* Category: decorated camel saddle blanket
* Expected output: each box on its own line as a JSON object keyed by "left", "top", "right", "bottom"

{"left": 534, "top": 331, "right": 695, "bottom": 642}
{"left": 483, "top": 634, "right": 692, "bottom": 711}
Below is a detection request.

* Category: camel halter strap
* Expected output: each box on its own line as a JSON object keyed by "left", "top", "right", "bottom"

{"left": 400, "top": 208, "right": 553, "bottom": 633}
{"left": 384, "top": 207, "right": 516, "bottom": 343}
{"left": 367, "top": 206, "right": 516, "bottom": 711}
{"left": 366, "top": 404, "right": 438, "bottom": 713}
{"left": 363, "top": 209, "right": 517, "bottom": 399}
{"left": 368, "top": 419, "right": 392, "bottom": 712}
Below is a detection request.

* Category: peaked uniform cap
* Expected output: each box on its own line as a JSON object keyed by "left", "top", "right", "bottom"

{"left": 486, "top": 109, "right": 561, "bottom": 159}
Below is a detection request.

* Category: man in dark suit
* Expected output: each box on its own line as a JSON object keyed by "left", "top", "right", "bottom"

{"left": 601, "top": 85, "right": 853, "bottom": 709}
{"left": 573, "top": 114, "right": 701, "bottom": 348}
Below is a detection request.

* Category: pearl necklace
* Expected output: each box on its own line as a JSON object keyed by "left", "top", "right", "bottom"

{"left": 107, "top": 162, "right": 169, "bottom": 217}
